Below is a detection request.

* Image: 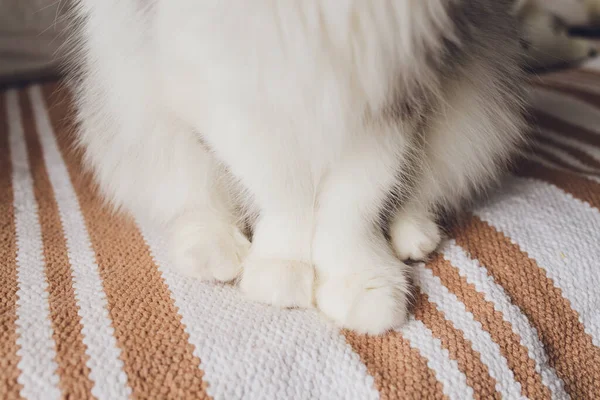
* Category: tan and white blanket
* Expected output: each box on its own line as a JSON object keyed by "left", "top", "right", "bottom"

{"left": 1, "top": 60, "right": 600, "bottom": 400}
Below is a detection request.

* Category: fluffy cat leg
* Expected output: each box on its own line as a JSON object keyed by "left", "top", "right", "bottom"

{"left": 148, "top": 128, "right": 250, "bottom": 282}
{"left": 313, "top": 126, "right": 410, "bottom": 335}
{"left": 390, "top": 66, "right": 525, "bottom": 262}
{"left": 233, "top": 151, "right": 316, "bottom": 308}
{"left": 166, "top": 159, "right": 250, "bottom": 283}
{"left": 76, "top": 93, "right": 248, "bottom": 282}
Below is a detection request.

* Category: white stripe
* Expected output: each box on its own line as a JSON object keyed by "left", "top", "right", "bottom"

{"left": 533, "top": 140, "right": 600, "bottom": 175}
{"left": 401, "top": 319, "right": 474, "bottom": 400}
{"left": 475, "top": 177, "right": 600, "bottom": 347}
{"left": 138, "top": 222, "right": 379, "bottom": 400}
{"left": 442, "top": 242, "right": 568, "bottom": 400}
{"left": 531, "top": 87, "right": 600, "bottom": 135}
{"left": 28, "top": 86, "right": 132, "bottom": 400}
{"left": 414, "top": 265, "right": 525, "bottom": 399}
{"left": 6, "top": 89, "right": 61, "bottom": 400}
{"left": 540, "top": 128, "right": 600, "bottom": 163}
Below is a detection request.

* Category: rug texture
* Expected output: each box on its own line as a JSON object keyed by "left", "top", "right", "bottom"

{"left": 1, "top": 60, "right": 600, "bottom": 400}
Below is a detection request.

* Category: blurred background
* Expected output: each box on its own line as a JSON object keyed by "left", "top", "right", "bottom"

{"left": 0, "top": 0, "right": 599, "bottom": 86}
{"left": 0, "top": 0, "right": 69, "bottom": 86}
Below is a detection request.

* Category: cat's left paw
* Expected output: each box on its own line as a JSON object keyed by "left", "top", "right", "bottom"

{"left": 239, "top": 256, "right": 315, "bottom": 309}
{"left": 390, "top": 212, "right": 441, "bottom": 261}
{"left": 316, "top": 267, "right": 409, "bottom": 335}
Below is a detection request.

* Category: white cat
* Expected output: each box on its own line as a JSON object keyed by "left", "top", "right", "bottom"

{"left": 67, "top": 0, "right": 526, "bottom": 335}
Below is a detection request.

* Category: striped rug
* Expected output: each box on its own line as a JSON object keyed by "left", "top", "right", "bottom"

{"left": 1, "top": 59, "right": 600, "bottom": 400}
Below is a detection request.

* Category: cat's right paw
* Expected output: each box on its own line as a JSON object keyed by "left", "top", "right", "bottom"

{"left": 170, "top": 220, "right": 250, "bottom": 282}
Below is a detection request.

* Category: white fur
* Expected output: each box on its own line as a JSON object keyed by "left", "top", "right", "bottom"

{"left": 68, "top": 1, "right": 525, "bottom": 334}
{"left": 391, "top": 207, "right": 442, "bottom": 262}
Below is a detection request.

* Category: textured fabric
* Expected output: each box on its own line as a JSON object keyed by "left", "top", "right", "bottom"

{"left": 1, "top": 61, "right": 600, "bottom": 400}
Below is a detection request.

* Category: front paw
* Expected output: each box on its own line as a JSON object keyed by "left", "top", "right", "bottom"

{"left": 316, "top": 266, "right": 409, "bottom": 335}
{"left": 239, "top": 256, "right": 315, "bottom": 309}
{"left": 170, "top": 221, "right": 250, "bottom": 282}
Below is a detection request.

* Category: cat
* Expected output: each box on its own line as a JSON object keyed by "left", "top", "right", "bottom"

{"left": 67, "top": 0, "right": 526, "bottom": 335}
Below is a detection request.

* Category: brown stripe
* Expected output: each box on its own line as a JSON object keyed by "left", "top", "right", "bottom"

{"left": 413, "top": 293, "right": 501, "bottom": 400}
{"left": 426, "top": 255, "right": 552, "bottom": 399}
{"left": 577, "top": 67, "right": 600, "bottom": 80}
{"left": 538, "top": 68, "right": 600, "bottom": 86}
{"left": 344, "top": 330, "right": 448, "bottom": 400}
{"left": 41, "top": 83, "right": 211, "bottom": 399}
{"left": 18, "top": 90, "right": 96, "bottom": 399}
{"left": 534, "top": 80, "right": 600, "bottom": 109}
{"left": 0, "top": 92, "right": 24, "bottom": 399}
{"left": 569, "top": 68, "right": 600, "bottom": 80}
{"left": 516, "top": 159, "right": 600, "bottom": 210}
{"left": 530, "top": 110, "right": 600, "bottom": 148}
{"left": 540, "top": 70, "right": 600, "bottom": 95}
{"left": 452, "top": 217, "right": 600, "bottom": 399}
{"left": 529, "top": 144, "right": 599, "bottom": 177}
{"left": 533, "top": 131, "right": 600, "bottom": 172}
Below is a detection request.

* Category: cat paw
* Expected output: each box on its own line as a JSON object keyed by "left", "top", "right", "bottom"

{"left": 170, "top": 220, "right": 250, "bottom": 282}
{"left": 239, "top": 257, "right": 315, "bottom": 308}
{"left": 316, "top": 267, "right": 409, "bottom": 335}
{"left": 390, "top": 213, "right": 441, "bottom": 261}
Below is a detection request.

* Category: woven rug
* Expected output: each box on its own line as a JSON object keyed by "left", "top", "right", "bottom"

{"left": 1, "top": 59, "right": 600, "bottom": 400}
